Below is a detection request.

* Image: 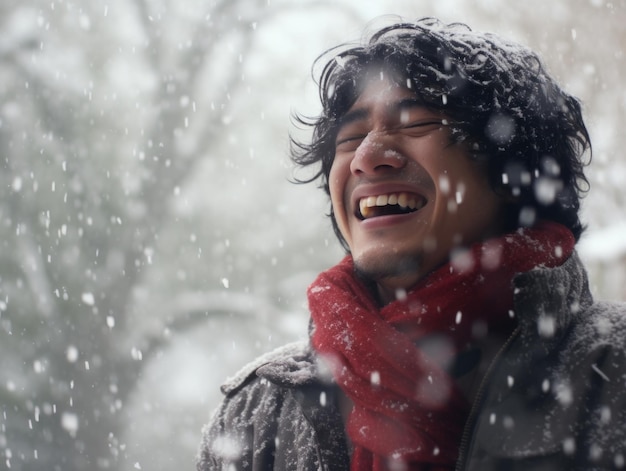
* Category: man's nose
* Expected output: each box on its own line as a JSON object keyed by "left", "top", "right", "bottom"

{"left": 349, "top": 130, "right": 407, "bottom": 175}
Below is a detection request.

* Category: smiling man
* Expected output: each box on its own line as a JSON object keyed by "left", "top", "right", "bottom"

{"left": 329, "top": 77, "right": 507, "bottom": 303}
{"left": 197, "top": 18, "right": 626, "bottom": 471}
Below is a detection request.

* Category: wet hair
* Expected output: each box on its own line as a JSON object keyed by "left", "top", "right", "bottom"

{"left": 290, "top": 17, "right": 591, "bottom": 249}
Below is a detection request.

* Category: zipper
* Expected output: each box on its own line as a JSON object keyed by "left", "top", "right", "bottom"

{"left": 454, "top": 326, "right": 522, "bottom": 471}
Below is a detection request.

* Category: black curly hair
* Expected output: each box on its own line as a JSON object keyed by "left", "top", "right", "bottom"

{"left": 290, "top": 17, "right": 591, "bottom": 249}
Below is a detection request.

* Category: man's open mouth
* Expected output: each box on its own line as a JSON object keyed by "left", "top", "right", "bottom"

{"left": 357, "top": 192, "right": 426, "bottom": 220}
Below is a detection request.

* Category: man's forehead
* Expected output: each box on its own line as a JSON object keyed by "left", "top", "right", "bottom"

{"left": 352, "top": 77, "right": 416, "bottom": 108}
{"left": 339, "top": 85, "right": 435, "bottom": 127}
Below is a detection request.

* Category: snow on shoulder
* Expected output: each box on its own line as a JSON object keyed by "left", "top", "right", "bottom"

{"left": 221, "top": 340, "right": 313, "bottom": 394}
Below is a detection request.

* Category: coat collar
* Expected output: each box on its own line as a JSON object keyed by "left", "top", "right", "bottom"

{"left": 512, "top": 251, "right": 593, "bottom": 341}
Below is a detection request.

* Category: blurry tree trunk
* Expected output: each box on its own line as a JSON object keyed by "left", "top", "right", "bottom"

{"left": 0, "top": 0, "right": 275, "bottom": 468}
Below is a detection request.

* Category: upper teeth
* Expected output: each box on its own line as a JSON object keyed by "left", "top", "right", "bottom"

{"left": 358, "top": 192, "right": 424, "bottom": 218}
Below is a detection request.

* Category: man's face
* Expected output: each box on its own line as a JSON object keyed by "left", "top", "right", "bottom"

{"left": 329, "top": 77, "right": 506, "bottom": 302}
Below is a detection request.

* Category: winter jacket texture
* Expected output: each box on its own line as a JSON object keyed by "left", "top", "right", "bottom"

{"left": 196, "top": 253, "right": 626, "bottom": 470}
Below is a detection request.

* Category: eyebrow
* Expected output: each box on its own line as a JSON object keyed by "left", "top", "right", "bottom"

{"left": 336, "top": 108, "right": 368, "bottom": 130}
{"left": 336, "top": 97, "right": 429, "bottom": 130}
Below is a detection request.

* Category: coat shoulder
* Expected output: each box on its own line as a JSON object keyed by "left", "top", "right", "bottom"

{"left": 220, "top": 339, "right": 314, "bottom": 395}
{"left": 197, "top": 340, "right": 345, "bottom": 471}
{"left": 567, "top": 300, "right": 626, "bottom": 355}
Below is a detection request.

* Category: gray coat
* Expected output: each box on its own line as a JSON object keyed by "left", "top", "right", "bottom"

{"left": 197, "top": 253, "right": 626, "bottom": 470}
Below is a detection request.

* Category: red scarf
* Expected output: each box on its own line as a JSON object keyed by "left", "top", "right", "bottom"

{"left": 308, "top": 221, "right": 574, "bottom": 470}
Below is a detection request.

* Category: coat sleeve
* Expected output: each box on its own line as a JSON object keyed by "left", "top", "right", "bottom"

{"left": 578, "top": 303, "right": 626, "bottom": 467}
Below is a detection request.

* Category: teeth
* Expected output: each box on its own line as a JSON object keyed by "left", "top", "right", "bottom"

{"left": 359, "top": 198, "right": 371, "bottom": 218}
{"left": 358, "top": 192, "right": 424, "bottom": 219}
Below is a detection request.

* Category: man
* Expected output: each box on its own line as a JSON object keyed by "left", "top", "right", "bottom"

{"left": 197, "top": 18, "right": 626, "bottom": 470}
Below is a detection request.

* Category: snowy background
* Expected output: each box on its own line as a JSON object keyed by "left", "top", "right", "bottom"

{"left": 0, "top": 0, "right": 624, "bottom": 470}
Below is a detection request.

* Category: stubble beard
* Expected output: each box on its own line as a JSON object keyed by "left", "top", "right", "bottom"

{"left": 352, "top": 251, "right": 424, "bottom": 289}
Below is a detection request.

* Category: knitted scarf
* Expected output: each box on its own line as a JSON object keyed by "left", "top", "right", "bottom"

{"left": 308, "top": 221, "right": 575, "bottom": 470}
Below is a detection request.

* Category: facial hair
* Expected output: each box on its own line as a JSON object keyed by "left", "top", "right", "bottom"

{"left": 352, "top": 252, "right": 424, "bottom": 288}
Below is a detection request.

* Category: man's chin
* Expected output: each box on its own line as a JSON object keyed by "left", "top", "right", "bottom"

{"left": 352, "top": 252, "right": 424, "bottom": 286}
